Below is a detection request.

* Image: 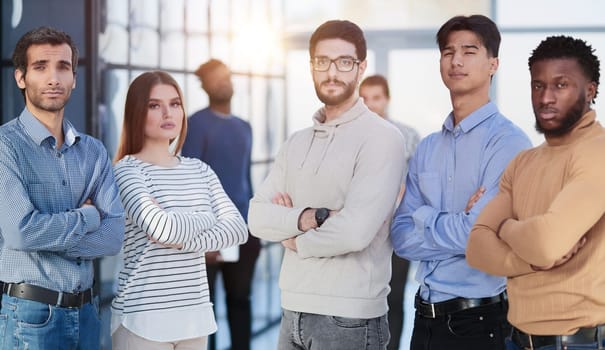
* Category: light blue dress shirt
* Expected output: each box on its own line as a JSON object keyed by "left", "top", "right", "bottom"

{"left": 391, "top": 102, "right": 531, "bottom": 302}
{"left": 0, "top": 108, "right": 125, "bottom": 293}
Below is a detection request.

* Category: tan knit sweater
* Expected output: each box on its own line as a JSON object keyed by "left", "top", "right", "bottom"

{"left": 467, "top": 111, "right": 605, "bottom": 335}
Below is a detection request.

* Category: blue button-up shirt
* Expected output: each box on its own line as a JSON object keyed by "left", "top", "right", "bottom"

{"left": 391, "top": 102, "right": 531, "bottom": 302}
{"left": 0, "top": 108, "right": 125, "bottom": 293}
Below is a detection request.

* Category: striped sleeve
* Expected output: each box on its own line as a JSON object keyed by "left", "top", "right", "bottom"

{"left": 114, "top": 161, "right": 217, "bottom": 245}
{"left": 181, "top": 163, "right": 248, "bottom": 252}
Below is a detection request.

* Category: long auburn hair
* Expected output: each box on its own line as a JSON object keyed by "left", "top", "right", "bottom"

{"left": 114, "top": 70, "right": 188, "bottom": 162}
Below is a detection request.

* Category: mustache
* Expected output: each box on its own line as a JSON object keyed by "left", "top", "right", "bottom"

{"left": 321, "top": 79, "right": 346, "bottom": 86}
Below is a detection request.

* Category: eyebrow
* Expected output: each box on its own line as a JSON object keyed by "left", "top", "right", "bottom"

{"left": 31, "top": 59, "right": 73, "bottom": 68}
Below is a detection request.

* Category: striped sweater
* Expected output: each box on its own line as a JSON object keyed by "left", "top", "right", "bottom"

{"left": 110, "top": 155, "right": 248, "bottom": 341}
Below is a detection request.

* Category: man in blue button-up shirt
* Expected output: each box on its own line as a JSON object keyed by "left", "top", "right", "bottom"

{"left": 390, "top": 15, "right": 531, "bottom": 350}
{"left": 0, "top": 27, "right": 124, "bottom": 350}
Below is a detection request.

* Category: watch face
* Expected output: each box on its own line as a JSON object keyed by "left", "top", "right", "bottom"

{"left": 315, "top": 208, "right": 329, "bottom": 226}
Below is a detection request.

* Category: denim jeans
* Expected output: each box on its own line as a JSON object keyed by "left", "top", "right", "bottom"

{"left": 277, "top": 309, "right": 390, "bottom": 350}
{"left": 505, "top": 336, "right": 605, "bottom": 350}
{"left": 0, "top": 294, "right": 101, "bottom": 350}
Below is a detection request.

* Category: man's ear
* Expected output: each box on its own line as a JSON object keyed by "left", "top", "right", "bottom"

{"left": 14, "top": 69, "right": 26, "bottom": 89}
{"left": 489, "top": 57, "right": 499, "bottom": 76}
{"left": 586, "top": 81, "right": 597, "bottom": 103}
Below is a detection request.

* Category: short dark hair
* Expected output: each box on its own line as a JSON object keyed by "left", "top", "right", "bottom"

{"left": 309, "top": 20, "right": 367, "bottom": 61}
{"left": 360, "top": 75, "right": 390, "bottom": 98}
{"left": 436, "top": 15, "right": 501, "bottom": 58}
{"left": 194, "top": 58, "right": 227, "bottom": 86}
{"left": 12, "top": 26, "right": 78, "bottom": 74}
{"left": 12, "top": 26, "right": 78, "bottom": 99}
{"left": 528, "top": 35, "right": 600, "bottom": 103}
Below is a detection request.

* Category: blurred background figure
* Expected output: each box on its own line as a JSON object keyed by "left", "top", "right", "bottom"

{"left": 182, "top": 59, "right": 261, "bottom": 350}
{"left": 360, "top": 74, "right": 420, "bottom": 350}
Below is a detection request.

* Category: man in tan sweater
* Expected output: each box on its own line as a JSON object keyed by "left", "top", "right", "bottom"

{"left": 467, "top": 35, "right": 605, "bottom": 349}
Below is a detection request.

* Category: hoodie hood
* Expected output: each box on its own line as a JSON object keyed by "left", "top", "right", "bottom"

{"left": 299, "top": 98, "right": 369, "bottom": 172}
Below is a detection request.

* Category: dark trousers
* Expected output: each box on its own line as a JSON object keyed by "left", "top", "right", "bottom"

{"left": 411, "top": 299, "right": 510, "bottom": 350}
{"left": 387, "top": 254, "right": 410, "bottom": 350}
{"left": 207, "top": 237, "right": 260, "bottom": 350}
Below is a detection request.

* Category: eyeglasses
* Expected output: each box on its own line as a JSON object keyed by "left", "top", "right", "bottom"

{"left": 311, "top": 56, "right": 361, "bottom": 72}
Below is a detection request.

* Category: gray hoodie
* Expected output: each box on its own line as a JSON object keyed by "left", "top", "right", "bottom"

{"left": 249, "top": 98, "right": 406, "bottom": 318}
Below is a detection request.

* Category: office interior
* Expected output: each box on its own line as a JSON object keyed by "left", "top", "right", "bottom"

{"left": 1, "top": 0, "right": 604, "bottom": 349}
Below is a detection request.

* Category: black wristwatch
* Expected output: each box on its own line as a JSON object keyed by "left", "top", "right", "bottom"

{"left": 315, "top": 207, "right": 330, "bottom": 227}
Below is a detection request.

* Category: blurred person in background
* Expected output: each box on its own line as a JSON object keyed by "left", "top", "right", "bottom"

{"left": 182, "top": 58, "right": 260, "bottom": 350}
{"left": 360, "top": 74, "right": 420, "bottom": 350}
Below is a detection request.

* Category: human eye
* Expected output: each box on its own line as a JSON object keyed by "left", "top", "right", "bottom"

{"left": 314, "top": 57, "right": 329, "bottom": 67}
{"left": 170, "top": 100, "right": 182, "bottom": 108}
{"left": 556, "top": 82, "right": 568, "bottom": 89}
{"left": 531, "top": 82, "right": 544, "bottom": 90}
{"left": 148, "top": 102, "right": 160, "bottom": 109}
{"left": 339, "top": 57, "right": 355, "bottom": 68}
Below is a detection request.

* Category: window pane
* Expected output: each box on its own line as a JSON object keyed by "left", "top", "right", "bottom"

{"left": 286, "top": 50, "right": 316, "bottom": 135}
{"left": 130, "top": 28, "right": 159, "bottom": 67}
{"left": 186, "top": 0, "right": 209, "bottom": 33}
{"left": 210, "top": 35, "right": 231, "bottom": 62}
{"left": 187, "top": 35, "right": 209, "bottom": 71}
{"left": 131, "top": 0, "right": 159, "bottom": 28}
{"left": 105, "top": 0, "right": 128, "bottom": 26}
{"left": 160, "top": 0, "right": 185, "bottom": 32}
{"left": 388, "top": 49, "right": 450, "bottom": 138}
{"left": 497, "top": 0, "right": 605, "bottom": 28}
{"left": 101, "top": 69, "right": 129, "bottom": 157}
{"left": 210, "top": 0, "right": 230, "bottom": 33}
{"left": 99, "top": 24, "right": 128, "bottom": 64}
{"left": 160, "top": 32, "right": 185, "bottom": 70}
{"left": 185, "top": 73, "right": 207, "bottom": 116}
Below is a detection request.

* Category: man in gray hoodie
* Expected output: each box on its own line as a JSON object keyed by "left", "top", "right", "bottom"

{"left": 248, "top": 20, "right": 406, "bottom": 350}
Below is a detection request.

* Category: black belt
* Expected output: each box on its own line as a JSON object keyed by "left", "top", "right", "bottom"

{"left": 414, "top": 291, "right": 507, "bottom": 318}
{"left": 2, "top": 282, "right": 93, "bottom": 308}
{"left": 511, "top": 326, "right": 605, "bottom": 349}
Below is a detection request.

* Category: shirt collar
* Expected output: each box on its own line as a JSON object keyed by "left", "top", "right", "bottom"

{"left": 443, "top": 101, "right": 498, "bottom": 134}
{"left": 19, "top": 107, "right": 81, "bottom": 147}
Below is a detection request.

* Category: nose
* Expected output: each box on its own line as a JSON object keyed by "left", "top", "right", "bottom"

{"left": 161, "top": 104, "right": 171, "bottom": 118}
{"left": 539, "top": 85, "right": 556, "bottom": 105}
{"left": 451, "top": 52, "right": 463, "bottom": 67}
{"left": 326, "top": 60, "right": 339, "bottom": 77}
{"left": 47, "top": 67, "right": 61, "bottom": 86}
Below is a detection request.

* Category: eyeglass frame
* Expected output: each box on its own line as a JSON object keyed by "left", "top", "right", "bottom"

{"left": 310, "top": 56, "right": 362, "bottom": 72}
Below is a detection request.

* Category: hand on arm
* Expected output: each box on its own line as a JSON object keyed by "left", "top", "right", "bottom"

{"left": 465, "top": 186, "right": 485, "bottom": 213}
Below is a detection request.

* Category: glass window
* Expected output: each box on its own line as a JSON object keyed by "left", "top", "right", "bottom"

{"left": 210, "top": 0, "right": 230, "bottom": 33}
{"left": 101, "top": 69, "right": 129, "bottom": 157}
{"left": 286, "top": 50, "right": 316, "bottom": 135}
{"left": 497, "top": 0, "right": 605, "bottom": 28}
{"left": 232, "top": 74, "right": 251, "bottom": 122}
{"left": 210, "top": 35, "right": 231, "bottom": 62}
{"left": 388, "top": 49, "right": 451, "bottom": 138}
{"left": 130, "top": 28, "right": 159, "bottom": 67}
{"left": 185, "top": 73, "right": 207, "bottom": 117}
{"left": 131, "top": 0, "right": 159, "bottom": 28}
{"left": 185, "top": 0, "right": 209, "bottom": 33}
{"left": 105, "top": 0, "right": 128, "bottom": 26}
{"left": 160, "top": 32, "right": 185, "bottom": 70}
{"left": 187, "top": 35, "right": 210, "bottom": 71}
{"left": 99, "top": 24, "right": 129, "bottom": 64}
{"left": 160, "top": 0, "right": 185, "bottom": 32}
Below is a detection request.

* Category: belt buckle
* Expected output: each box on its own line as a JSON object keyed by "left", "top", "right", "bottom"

{"left": 429, "top": 303, "right": 436, "bottom": 318}
{"left": 527, "top": 334, "right": 534, "bottom": 350}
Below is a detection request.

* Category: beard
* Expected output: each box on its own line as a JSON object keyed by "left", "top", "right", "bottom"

{"left": 27, "top": 87, "right": 71, "bottom": 112}
{"left": 208, "top": 85, "right": 233, "bottom": 105}
{"left": 314, "top": 78, "right": 357, "bottom": 106}
{"left": 534, "top": 93, "right": 586, "bottom": 137}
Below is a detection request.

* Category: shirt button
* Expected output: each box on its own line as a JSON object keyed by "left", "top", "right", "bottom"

{"left": 57, "top": 153, "right": 62, "bottom": 158}
{"left": 62, "top": 180, "right": 67, "bottom": 186}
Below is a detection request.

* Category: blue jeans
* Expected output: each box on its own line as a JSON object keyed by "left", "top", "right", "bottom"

{"left": 506, "top": 337, "right": 605, "bottom": 350}
{"left": 277, "top": 309, "right": 390, "bottom": 350}
{"left": 0, "top": 294, "right": 101, "bottom": 350}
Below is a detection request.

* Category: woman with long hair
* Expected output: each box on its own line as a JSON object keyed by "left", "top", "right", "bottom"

{"left": 111, "top": 70, "right": 248, "bottom": 349}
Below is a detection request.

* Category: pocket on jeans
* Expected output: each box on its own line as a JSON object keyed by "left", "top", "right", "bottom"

{"left": 16, "top": 302, "right": 53, "bottom": 328}
{"left": 446, "top": 306, "right": 503, "bottom": 339}
{"left": 329, "top": 316, "right": 367, "bottom": 328}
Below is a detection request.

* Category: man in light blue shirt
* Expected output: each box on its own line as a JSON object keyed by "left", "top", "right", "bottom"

{"left": 0, "top": 27, "right": 124, "bottom": 350}
{"left": 390, "top": 15, "right": 531, "bottom": 350}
